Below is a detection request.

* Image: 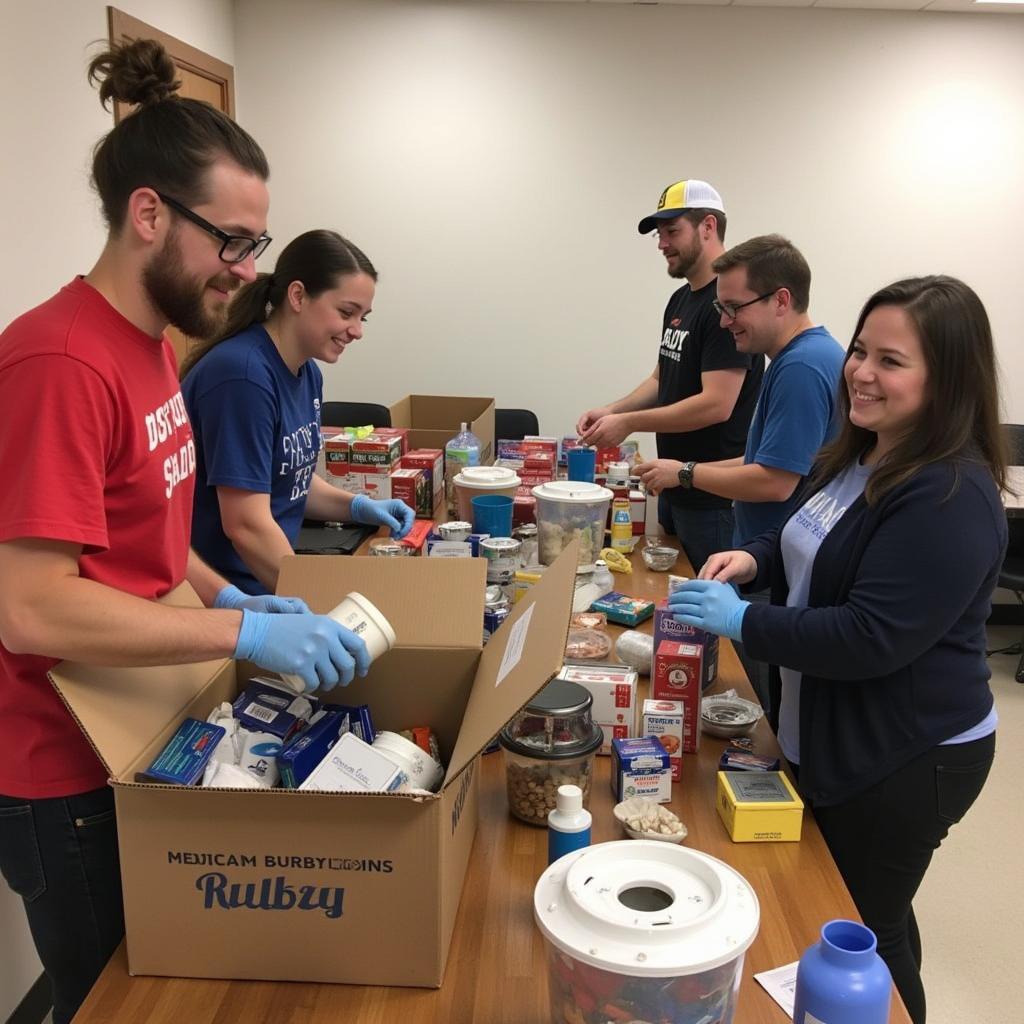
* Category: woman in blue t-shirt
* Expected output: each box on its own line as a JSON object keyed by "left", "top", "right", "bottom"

{"left": 182, "top": 230, "right": 412, "bottom": 595}
{"left": 669, "top": 276, "right": 1007, "bottom": 1024}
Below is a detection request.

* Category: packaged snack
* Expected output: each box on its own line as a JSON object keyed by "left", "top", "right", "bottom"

{"left": 564, "top": 628, "right": 612, "bottom": 661}
{"left": 590, "top": 592, "right": 654, "bottom": 627}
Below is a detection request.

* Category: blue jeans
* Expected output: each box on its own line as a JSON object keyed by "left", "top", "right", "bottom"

{"left": 0, "top": 786, "right": 124, "bottom": 1024}
{"left": 660, "top": 496, "right": 735, "bottom": 576}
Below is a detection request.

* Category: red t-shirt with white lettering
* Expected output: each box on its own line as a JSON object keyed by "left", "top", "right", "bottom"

{"left": 0, "top": 279, "right": 194, "bottom": 798}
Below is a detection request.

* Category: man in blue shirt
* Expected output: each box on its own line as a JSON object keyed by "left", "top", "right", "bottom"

{"left": 638, "top": 235, "right": 844, "bottom": 706}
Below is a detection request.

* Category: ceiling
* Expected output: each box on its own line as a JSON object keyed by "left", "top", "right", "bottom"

{"left": 465, "top": 0, "right": 1024, "bottom": 15}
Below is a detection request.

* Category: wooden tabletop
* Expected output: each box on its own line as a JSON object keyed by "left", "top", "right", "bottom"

{"left": 74, "top": 539, "right": 910, "bottom": 1024}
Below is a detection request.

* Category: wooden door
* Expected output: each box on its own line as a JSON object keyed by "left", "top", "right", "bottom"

{"left": 107, "top": 7, "right": 237, "bottom": 369}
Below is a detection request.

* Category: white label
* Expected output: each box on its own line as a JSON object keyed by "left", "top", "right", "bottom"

{"left": 243, "top": 703, "right": 277, "bottom": 724}
{"left": 495, "top": 604, "right": 534, "bottom": 687}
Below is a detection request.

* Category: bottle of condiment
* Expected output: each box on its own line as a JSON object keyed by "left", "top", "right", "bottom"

{"left": 610, "top": 497, "right": 632, "bottom": 551}
{"left": 547, "top": 784, "right": 592, "bottom": 864}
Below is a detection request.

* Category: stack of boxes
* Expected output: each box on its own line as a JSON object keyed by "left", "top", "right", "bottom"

{"left": 496, "top": 436, "right": 558, "bottom": 526}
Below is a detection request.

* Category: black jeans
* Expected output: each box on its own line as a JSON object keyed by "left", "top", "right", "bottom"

{"left": 731, "top": 587, "right": 771, "bottom": 712}
{"left": 798, "top": 734, "right": 995, "bottom": 1024}
{"left": 659, "top": 495, "right": 735, "bottom": 576}
{"left": 0, "top": 786, "right": 125, "bottom": 1024}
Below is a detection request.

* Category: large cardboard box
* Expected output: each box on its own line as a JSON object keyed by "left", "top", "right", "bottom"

{"left": 388, "top": 394, "right": 495, "bottom": 465}
{"left": 50, "top": 547, "right": 578, "bottom": 987}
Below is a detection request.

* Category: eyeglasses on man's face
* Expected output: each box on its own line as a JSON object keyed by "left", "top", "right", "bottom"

{"left": 155, "top": 191, "right": 272, "bottom": 263}
{"left": 713, "top": 290, "right": 777, "bottom": 321}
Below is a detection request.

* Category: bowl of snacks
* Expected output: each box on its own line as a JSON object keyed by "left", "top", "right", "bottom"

{"left": 613, "top": 797, "right": 688, "bottom": 843}
{"left": 564, "top": 628, "right": 612, "bottom": 662}
{"left": 640, "top": 537, "right": 679, "bottom": 572}
{"left": 700, "top": 693, "right": 764, "bottom": 739}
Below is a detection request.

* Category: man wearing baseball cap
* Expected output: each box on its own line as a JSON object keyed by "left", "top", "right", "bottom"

{"left": 576, "top": 179, "right": 764, "bottom": 572}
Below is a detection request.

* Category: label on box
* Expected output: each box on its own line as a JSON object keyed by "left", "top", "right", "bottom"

{"left": 299, "top": 732, "right": 405, "bottom": 792}
{"left": 557, "top": 664, "right": 638, "bottom": 733}
{"left": 495, "top": 604, "right": 533, "bottom": 688}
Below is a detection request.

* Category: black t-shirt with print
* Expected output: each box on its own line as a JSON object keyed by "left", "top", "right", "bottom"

{"left": 656, "top": 279, "right": 764, "bottom": 510}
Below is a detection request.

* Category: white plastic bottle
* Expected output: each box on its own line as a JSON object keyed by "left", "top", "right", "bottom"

{"left": 592, "top": 559, "right": 614, "bottom": 598}
{"left": 547, "top": 784, "right": 592, "bottom": 865}
{"left": 444, "top": 422, "right": 482, "bottom": 513}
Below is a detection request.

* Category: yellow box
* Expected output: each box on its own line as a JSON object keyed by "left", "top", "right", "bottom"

{"left": 716, "top": 770, "right": 804, "bottom": 842}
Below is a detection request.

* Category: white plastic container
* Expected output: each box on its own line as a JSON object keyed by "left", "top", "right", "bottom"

{"left": 532, "top": 480, "right": 613, "bottom": 568}
{"left": 280, "top": 591, "right": 396, "bottom": 693}
{"left": 452, "top": 465, "right": 521, "bottom": 523}
{"left": 535, "top": 841, "right": 760, "bottom": 1024}
{"left": 371, "top": 730, "right": 443, "bottom": 792}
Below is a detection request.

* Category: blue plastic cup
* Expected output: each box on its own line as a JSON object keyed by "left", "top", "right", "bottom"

{"left": 472, "top": 494, "right": 514, "bottom": 536}
{"left": 567, "top": 446, "right": 597, "bottom": 483}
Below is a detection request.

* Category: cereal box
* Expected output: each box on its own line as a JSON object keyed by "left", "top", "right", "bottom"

{"left": 652, "top": 641, "right": 702, "bottom": 753}
{"left": 653, "top": 599, "right": 719, "bottom": 689}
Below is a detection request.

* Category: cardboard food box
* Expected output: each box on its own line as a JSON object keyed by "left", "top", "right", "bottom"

{"left": 716, "top": 770, "right": 804, "bottom": 842}
{"left": 610, "top": 736, "right": 672, "bottom": 804}
{"left": 652, "top": 641, "right": 702, "bottom": 753}
{"left": 390, "top": 467, "right": 432, "bottom": 518}
{"left": 653, "top": 600, "right": 719, "bottom": 690}
{"left": 388, "top": 394, "right": 495, "bottom": 466}
{"left": 400, "top": 448, "right": 445, "bottom": 506}
{"left": 49, "top": 545, "right": 579, "bottom": 988}
{"left": 557, "top": 663, "right": 638, "bottom": 755}
{"left": 350, "top": 433, "right": 403, "bottom": 471}
{"left": 641, "top": 698, "right": 684, "bottom": 780}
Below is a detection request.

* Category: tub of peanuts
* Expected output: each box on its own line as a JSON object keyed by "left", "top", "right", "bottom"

{"left": 498, "top": 678, "right": 603, "bottom": 826}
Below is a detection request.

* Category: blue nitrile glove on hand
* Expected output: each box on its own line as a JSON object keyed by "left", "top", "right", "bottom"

{"left": 667, "top": 580, "right": 750, "bottom": 642}
{"left": 232, "top": 609, "right": 371, "bottom": 693}
{"left": 214, "top": 584, "right": 311, "bottom": 615}
{"left": 349, "top": 494, "right": 415, "bottom": 540}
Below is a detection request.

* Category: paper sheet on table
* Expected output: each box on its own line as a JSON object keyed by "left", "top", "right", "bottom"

{"left": 754, "top": 960, "right": 798, "bottom": 1018}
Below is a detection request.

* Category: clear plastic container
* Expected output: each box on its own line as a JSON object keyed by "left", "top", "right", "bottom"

{"left": 532, "top": 480, "right": 613, "bottom": 568}
{"left": 445, "top": 422, "right": 482, "bottom": 512}
{"left": 453, "top": 465, "right": 521, "bottom": 523}
{"left": 535, "top": 841, "right": 760, "bottom": 1024}
{"left": 499, "top": 678, "right": 603, "bottom": 826}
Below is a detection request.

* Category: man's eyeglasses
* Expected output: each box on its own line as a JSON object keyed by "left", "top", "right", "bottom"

{"left": 713, "top": 290, "right": 777, "bottom": 320}
{"left": 155, "top": 191, "right": 272, "bottom": 263}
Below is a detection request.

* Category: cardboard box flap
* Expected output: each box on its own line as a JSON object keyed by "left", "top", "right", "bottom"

{"left": 444, "top": 541, "right": 578, "bottom": 785}
{"left": 277, "top": 554, "right": 486, "bottom": 649}
{"left": 389, "top": 394, "right": 494, "bottom": 431}
{"left": 47, "top": 582, "right": 225, "bottom": 780}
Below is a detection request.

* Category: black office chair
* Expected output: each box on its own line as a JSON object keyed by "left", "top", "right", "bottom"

{"left": 992, "top": 424, "right": 1024, "bottom": 682}
{"left": 321, "top": 401, "right": 391, "bottom": 428}
{"left": 495, "top": 407, "right": 539, "bottom": 441}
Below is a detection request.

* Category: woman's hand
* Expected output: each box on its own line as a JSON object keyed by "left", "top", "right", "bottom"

{"left": 699, "top": 549, "right": 757, "bottom": 585}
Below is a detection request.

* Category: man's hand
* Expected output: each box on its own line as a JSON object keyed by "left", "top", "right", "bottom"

{"left": 580, "top": 412, "right": 631, "bottom": 449}
{"left": 575, "top": 405, "right": 612, "bottom": 436}
{"left": 636, "top": 458, "right": 683, "bottom": 496}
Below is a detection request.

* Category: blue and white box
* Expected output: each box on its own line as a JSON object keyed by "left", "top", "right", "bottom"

{"left": 232, "top": 679, "right": 317, "bottom": 741}
{"left": 144, "top": 718, "right": 225, "bottom": 786}
{"left": 611, "top": 736, "right": 672, "bottom": 804}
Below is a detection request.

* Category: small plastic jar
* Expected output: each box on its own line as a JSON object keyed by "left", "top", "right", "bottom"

{"left": 499, "top": 679, "right": 603, "bottom": 826}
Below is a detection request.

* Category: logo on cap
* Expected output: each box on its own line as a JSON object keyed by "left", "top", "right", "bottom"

{"left": 657, "top": 186, "right": 669, "bottom": 211}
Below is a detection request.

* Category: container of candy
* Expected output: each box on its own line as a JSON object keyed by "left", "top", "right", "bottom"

{"left": 533, "top": 480, "right": 613, "bottom": 568}
{"left": 535, "top": 841, "right": 760, "bottom": 1024}
{"left": 499, "top": 678, "right": 603, "bottom": 826}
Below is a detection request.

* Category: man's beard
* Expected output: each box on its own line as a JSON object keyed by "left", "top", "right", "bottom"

{"left": 667, "top": 236, "right": 702, "bottom": 280}
{"left": 143, "top": 228, "right": 232, "bottom": 339}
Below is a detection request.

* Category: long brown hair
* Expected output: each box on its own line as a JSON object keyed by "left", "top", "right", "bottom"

{"left": 88, "top": 39, "right": 268, "bottom": 231}
{"left": 180, "top": 230, "right": 377, "bottom": 378}
{"left": 809, "top": 275, "right": 1007, "bottom": 504}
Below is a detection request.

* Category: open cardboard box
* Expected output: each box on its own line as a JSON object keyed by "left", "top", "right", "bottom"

{"left": 49, "top": 544, "right": 578, "bottom": 987}
{"left": 388, "top": 394, "right": 495, "bottom": 465}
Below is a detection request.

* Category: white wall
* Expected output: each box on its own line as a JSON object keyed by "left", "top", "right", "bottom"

{"left": 234, "top": 0, "right": 1024, "bottom": 443}
{"left": 0, "top": 4, "right": 234, "bottom": 1014}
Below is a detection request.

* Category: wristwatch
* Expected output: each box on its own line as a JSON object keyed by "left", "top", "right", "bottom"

{"left": 677, "top": 461, "right": 697, "bottom": 489}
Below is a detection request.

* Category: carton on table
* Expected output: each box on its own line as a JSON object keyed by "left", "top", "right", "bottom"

{"left": 49, "top": 544, "right": 579, "bottom": 988}
{"left": 716, "top": 770, "right": 804, "bottom": 842}
{"left": 388, "top": 394, "right": 495, "bottom": 466}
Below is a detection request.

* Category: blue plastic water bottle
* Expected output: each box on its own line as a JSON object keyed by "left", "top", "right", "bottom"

{"left": 794, "top": 919, "right": 892, "bottom": 1024}
{"left": 547, "top": 784, "right": 591, "bottom": 864}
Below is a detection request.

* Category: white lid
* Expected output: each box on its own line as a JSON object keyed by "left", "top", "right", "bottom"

{"left": 608, "top": 461, "right": 631, "bottom": 476}
{"left": 556, "top": 784, "right": 583, "bottom": 814}
{"left": 534, "top": 840, "right": 759, "bottom": 976}
{"left": 453, "top": 466, "right": 521, "bottom": 489}
{"left": 532, "top": 480, "right": 614, "bottom": 504}
{"left": 343, "top": 591, "right": 398, "bottom": 650}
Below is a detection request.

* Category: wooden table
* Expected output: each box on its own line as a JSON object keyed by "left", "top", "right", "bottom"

{"left": 74, "top": 540, "right": 910, "bottom": 1024}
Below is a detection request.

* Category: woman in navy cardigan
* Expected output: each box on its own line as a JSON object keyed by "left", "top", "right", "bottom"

{"left": 670, "top": 276, "right": 1007, "bottom": 1024}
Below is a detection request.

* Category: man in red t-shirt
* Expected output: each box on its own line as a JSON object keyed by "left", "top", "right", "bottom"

{"left": 0, "top": 41, "right": 369, "bottom": 1024}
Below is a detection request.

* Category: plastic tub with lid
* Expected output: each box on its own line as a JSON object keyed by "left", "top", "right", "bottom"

{"left": 498, "top": 678, "right": 603, "bottom": 826}
{"left": 452, "top": 466, "right": 521, "bottom": 523}
{"left": 532, "top": 480, "right": 613, "bottom": 568}
{"left": 535, "top": 840, "right": 760, "bottom": 1024}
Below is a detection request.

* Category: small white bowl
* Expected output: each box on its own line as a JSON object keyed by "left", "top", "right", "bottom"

{"left": 700, "top": 694, "right": 764, "bottom": 738}
{"left": 612, "top": 797, "right": 688, "bottom": 843}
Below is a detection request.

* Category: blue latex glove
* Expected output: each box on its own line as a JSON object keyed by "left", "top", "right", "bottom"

{"left": 233, "top": 609, "right": 371, "bottom": 693}
{"left": 214, "top": 584, "right": 311, "bottom": 615}
{"left": 666, "top": 579, "right": 750, "bottom": 642}
{"left": 350, "top": 494, "right": 415, "bottom": 540}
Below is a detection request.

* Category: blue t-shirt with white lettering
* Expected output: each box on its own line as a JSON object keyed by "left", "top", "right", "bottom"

{"left": 733, "top": 326, "right": 845, "bottom": 545}
{"left": 183, "top": 324, "right": 323, "bottom": 594}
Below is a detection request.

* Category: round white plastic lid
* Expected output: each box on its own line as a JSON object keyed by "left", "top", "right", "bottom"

{"left": 532, "top": 480, "right": 614, "bottom": 504}
{"left": 534, "top": 840, "right": 759, "bottom": 976}
{"left": 453, "top": 466, "right": 521, "bottom": 489}
{"left": 556, "top": 784, "right": 583, "bottom": 813}
{"left": 343, "top": 591, "right": 398, "bottom": 650}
